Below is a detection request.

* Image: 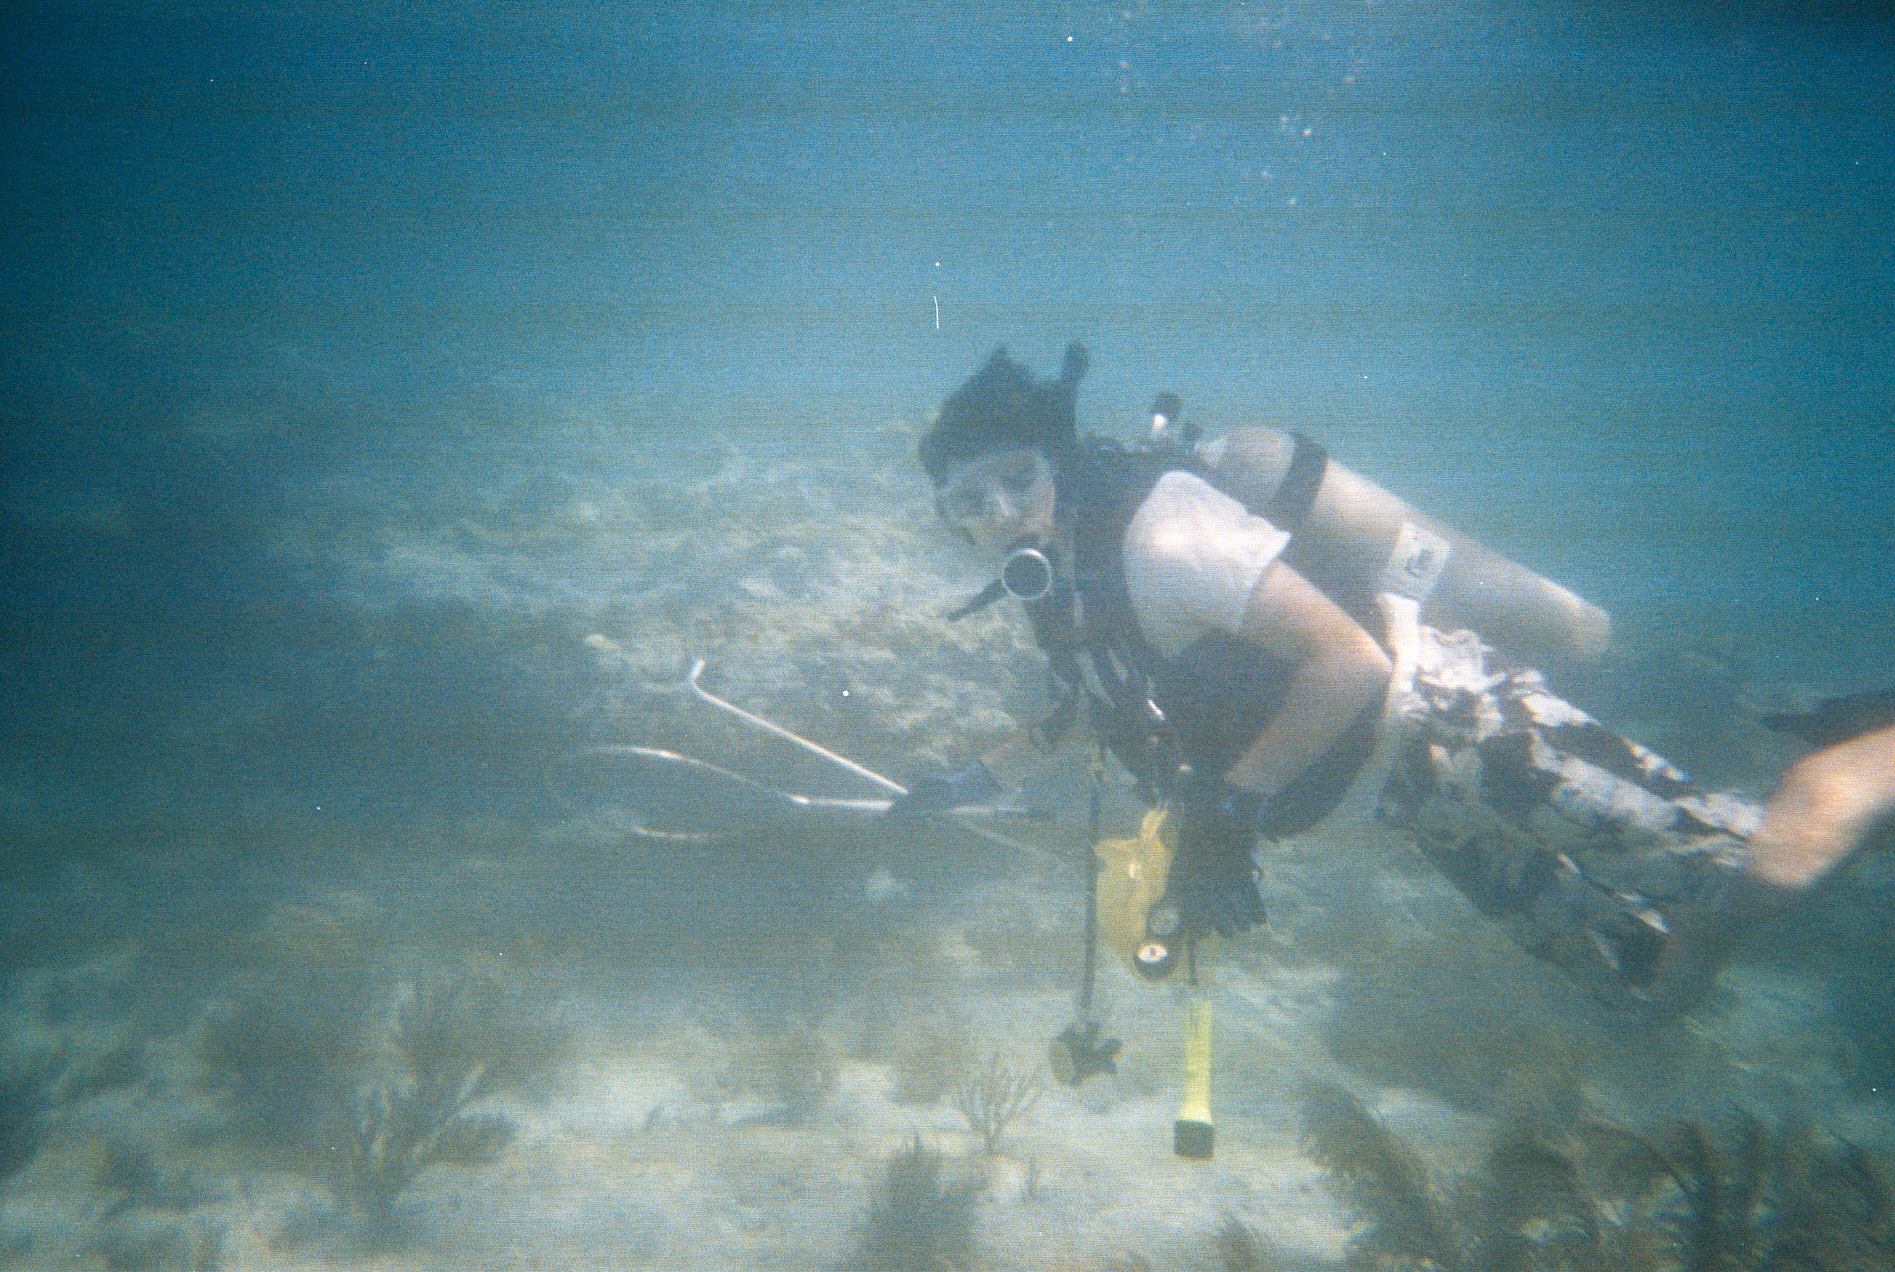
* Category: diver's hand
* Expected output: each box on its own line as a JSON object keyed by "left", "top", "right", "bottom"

{"left": 884, "top": 759, "right": 1000, "bottom": 821}
{"left": 1166, "top": 777, "right": 1269, "bottom": 939}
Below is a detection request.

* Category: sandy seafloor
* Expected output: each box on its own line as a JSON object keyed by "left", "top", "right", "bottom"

{"left": 4, "top": 2, "right": 1894, "bottom": 1268}
{"left": 2, "top": 417, "right": 1891, "bottom": 1271}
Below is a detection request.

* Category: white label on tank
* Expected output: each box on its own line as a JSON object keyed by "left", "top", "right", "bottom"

{"left": 1378, "top": 522, "right": 1452, "bottom": 602}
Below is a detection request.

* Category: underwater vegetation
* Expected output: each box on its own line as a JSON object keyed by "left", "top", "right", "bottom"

{"left": 1299, "top": 1079, "right": 1895, "bottom": 1271}
{"left": 841, "top": 1135, "right": 982, "bottom": 1272}
{"left": 93, "top": 1141, "right": 226, "bottom": 1221}
{"left": 320, "top": 968, "right": 568, "bottom": 1246}
{"left": 764, "top": 1028, "right": 841, "bottom": 1123}
{"left": 950, "top": 1048, "right": 1045, "bottom": 1156}
{"left": 1213, "top": 1215, "right": 1296, "bottom": 1272}
{"left": 84, "top": 1216, "right": 226, "bottom": 1272}
{"left": 193, "top": 894, "right": 391, "bottom": 1148}
{"left": 194, "top": 974, "right": 373, "bottom": 1150}
{"left": 191, "top": 895, "right": 571, "bottom": 1252}
{"left": 199, "top": 894, "right": 568, "bottom": 1102}
{"left": 1300, "top": 1081, "right": 1464, "bottom": 1271}
{"left": 83, "top": 1142, "right": 227, "bottom": 1270}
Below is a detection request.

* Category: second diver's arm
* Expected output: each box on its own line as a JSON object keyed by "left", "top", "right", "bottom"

{"left": 1218, "top": 559, "right": 1392, "bottom": 800}
{"left": 1744, "top": 722, "right": 1895, "bottom": 892}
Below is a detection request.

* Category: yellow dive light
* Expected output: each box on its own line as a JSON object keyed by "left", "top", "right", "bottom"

{"left": 1175, "top": 996, "right": 1214, "bottom": 1159}
{"left": 1093, "top": 808, "right": 1220, "bottom": 1158}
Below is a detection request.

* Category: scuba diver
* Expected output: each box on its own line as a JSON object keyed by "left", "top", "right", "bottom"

{"left": 895, "top": 342, "right": 1777, "bottom": 1013}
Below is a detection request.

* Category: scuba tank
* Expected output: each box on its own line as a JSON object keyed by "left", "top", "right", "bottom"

{"left": 1200, "top": 427, "right": 1610, "bottom": 672}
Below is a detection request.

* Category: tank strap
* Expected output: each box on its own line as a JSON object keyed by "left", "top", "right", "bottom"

{"left": 1262, "top": 433, "right": 1328, "bottom": 533}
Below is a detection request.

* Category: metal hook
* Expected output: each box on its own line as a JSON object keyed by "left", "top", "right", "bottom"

{"left": 629, "top": 655, "right": 1047, "bottom": 861}
{"left": 680, "top": 659, "right": 906, "bottom": 796}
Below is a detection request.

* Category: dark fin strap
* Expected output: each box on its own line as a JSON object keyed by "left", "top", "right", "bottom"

{"left": 1761, "top": 688, "right": 1895, "bottom": 749}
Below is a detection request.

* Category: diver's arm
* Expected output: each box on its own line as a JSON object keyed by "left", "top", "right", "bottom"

{"left": 884, "top": 721, "right": 1065, "bottom": 819}
{"left": 1220, "top": 560, "right": 1392, "bottom": 799}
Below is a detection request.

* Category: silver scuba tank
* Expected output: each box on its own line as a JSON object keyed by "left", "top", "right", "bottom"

{"left": 1200, "top": 428, "right": 1611, "bottom": 672}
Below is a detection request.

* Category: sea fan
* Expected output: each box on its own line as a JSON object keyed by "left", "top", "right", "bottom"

{"left": 1298, "top": 1080, "right": 1465, "bottom": 1271}
{"left": 951, "top": 1049, "right": 1044, "bottom": 1156}
{"left": 842, "top": 1136, "right": 982, "bottom": 1272}
{"left": 1479, "top": 1136, "right": 1603, "bottom": 1272}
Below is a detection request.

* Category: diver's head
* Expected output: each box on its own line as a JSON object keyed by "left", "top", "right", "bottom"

{"left": 932, "top": 446, "right": 1057, "bottom": 559}
{"left": 920, "top": 342, "right": 1086, "bottom": 560}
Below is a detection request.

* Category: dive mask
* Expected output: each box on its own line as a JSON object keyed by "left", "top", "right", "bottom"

{"left": 934, "top": 447, "right": 1052, "bottom": 538}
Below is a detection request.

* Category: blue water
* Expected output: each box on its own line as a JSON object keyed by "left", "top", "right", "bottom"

{"left": 0, "top": 4, "right": 1891, "bottom": 1260}
{"left": 0, "top": 4, "right": 1887, "bottom": 813}
{"left": 7, "top": 5, "right": 1888, "bottom": 653}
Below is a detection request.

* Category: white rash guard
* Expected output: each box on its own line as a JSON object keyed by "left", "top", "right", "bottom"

{"left": 1120, "top": 469, "right": 1292, "bottom": 660}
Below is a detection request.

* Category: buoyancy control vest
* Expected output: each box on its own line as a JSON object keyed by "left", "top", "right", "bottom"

{"left": 1023, "top": 428, "right": 1611, "bottom": 833}
{"left": 1022, "top": 439, "right": 1379, "bottom": 837}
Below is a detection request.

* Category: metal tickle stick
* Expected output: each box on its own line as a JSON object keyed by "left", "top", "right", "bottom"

{"left": 671, "top": 658, "right": 1042, "bottom": 858}
{"left": 681, "top": 659, "right": 905, "bottom": 795}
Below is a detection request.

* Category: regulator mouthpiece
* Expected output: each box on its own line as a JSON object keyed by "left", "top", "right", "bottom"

{"left": 1000, "top": 546, "right": 1056, "bottom": 604}
{"left": 946, "top": 542, "right": 1060, "bottom": 621}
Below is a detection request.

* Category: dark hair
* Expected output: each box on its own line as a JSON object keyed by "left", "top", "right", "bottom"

{"left": 918, "top": 343, "right": 1089, "bottom": 485}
